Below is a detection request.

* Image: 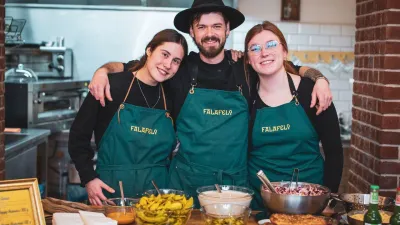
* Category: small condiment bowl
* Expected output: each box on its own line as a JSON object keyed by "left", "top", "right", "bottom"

{"left": 197, "top": 185, "right": 254, "bottom": 208}
{"left": 200, "top": 203, "right": 252, "bottom": 225}
{"left": 104, "top": 198, "right": 138, "bottom": 225}
{"left": 347, "top": 209, "right": 393, "bottom": 225}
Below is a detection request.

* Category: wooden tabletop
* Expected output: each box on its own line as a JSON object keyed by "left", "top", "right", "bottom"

{"left": 187, "top": 209, "right": 259, "bottom": 225}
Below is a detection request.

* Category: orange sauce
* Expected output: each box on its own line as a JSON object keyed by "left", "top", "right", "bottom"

{"left": 106, "top": 212, "right": 135, "bottom": 224}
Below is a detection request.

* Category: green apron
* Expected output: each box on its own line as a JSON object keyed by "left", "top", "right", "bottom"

{"left": 96, "top": 74, "right": 176, "bottom": 198}
{"left": 248, "top": 74, "right": 324, "bottom": 209}
{"left": 168, "top": 60, "right": 249, "bottom": 207}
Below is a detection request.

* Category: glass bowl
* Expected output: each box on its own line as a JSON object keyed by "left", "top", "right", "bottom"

{"left": 200, "top": 203, "right": 252, "bottom": 225}
{"left": 197, "top": 185, "right": 254, "bottom": 208}
{"left": 135, "top": 189, "right": 193, "bottom": 225}
{"left": 104, "top": 198, "right": 138, "bottom": 224}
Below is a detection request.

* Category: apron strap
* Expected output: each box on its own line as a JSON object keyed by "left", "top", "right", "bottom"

{"left": 118, "top": 72, "right": 136, "bottom": 123}
{"left": 287, "top": 73, "right": 300, "bottom": 105}
{"left": 161, "top": 84, "right": 174, "bottom": 125}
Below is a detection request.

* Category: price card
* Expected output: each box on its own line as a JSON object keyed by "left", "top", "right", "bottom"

{"left": 0, "top": 178, "right": 45, "bottom": 225}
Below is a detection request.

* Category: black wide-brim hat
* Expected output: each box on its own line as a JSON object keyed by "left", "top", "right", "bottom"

{"left": 174, "top": 0, "right": 245, "bottom": 33}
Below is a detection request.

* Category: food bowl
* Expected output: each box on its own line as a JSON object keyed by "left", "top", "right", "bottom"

{"left": 197, "top": 185, "right": 254, "bottom": 208}
{"left": 260, "top": 182, "right": 331, "bottom": 214}
{"left": 135, "top": 189, "right": 193, "bottom": 225}
{"left": 104, "top": 198, "right": 138, "bottom": 224}
{"left": 347, "top": 209, "right": 393, "bottom": 225}
{"left": 200, "top": 203, "right": 252, "bottom": 225}
{"left": 334, "top": 193, "right": 394, "bottom": 213}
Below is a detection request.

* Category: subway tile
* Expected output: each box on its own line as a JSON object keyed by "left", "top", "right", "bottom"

{"left": 342, "top": 25, "right": 356, "bottom": 36}
{"left": 298, "top": 24, "right": 320, "bottom": 34}
{"left": 233, "top": 32, "right": 246, "bottom": 44}
{"left": 288, "top": 44, "right": 298, "bottom": 51}
{"left": 330, "top": 80, "right": 351, "bottom": 90}
{"left": 333, "top": 101, "right": 352, "bottom": 113}
{"left": 330, "top": 36, "right": 353, "bottom": 47}
{"left": 235, "top": 20, "right": 260, "bottom": 32}
{"left": 276, "top": 22, "right": 299, "bottom": 34}
{"left": 319, "top": 47, "right": 341, "bottom": 51}
{"left": 298, "top": 45, "right": 319, "bottom": 51}
{"left": 332, "top": 91, "right": 340, "bottom": 100}
{"left": 320, "top": 25, "right": 342, "bottom": 35}
{"left": 339, "top": 90, "right": 353, "bottom": 101}
{"left": 288, "top": 34, "right": 310, "bottom": 45}
{"left": 233, "top": 43, "right": 244, "bottom": 51}
{"left": 310, "top": 35, "right": 330, "bottom": 46}
{"left": 341, "top": 47, "right": 355, "bottom": 52}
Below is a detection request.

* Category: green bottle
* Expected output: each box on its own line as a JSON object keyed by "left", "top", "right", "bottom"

{"left": 364, "top": 185, "right": 382, "bottom": 225}
{"left": 390, "top": 187, "right": 400, "bottom": 225}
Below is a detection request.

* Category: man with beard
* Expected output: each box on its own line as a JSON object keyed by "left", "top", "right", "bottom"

{"left": 88, "top": 0, "right": 332, "bottom": 207}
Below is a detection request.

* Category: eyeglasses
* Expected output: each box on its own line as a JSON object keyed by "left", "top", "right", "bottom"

{"left": 247, "top": 40, "right": 281, "bottom": 54}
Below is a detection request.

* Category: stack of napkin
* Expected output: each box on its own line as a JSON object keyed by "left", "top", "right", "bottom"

{"left": 52, "top": 211, "right": 117, "bottom": 225}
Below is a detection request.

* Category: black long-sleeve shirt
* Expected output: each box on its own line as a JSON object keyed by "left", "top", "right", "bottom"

{"left": 68, "top": 71, "right": 172, "bottom": 186}
{"left": 249, "top": 77, "right": 344, "bottom": 192}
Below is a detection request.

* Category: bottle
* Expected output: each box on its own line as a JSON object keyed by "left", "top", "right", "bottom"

{"left": 390, "top": 187, "right": 400, "bottom": 225}
{"left": 364, "top": 185, "right": 382, "bottom": 225}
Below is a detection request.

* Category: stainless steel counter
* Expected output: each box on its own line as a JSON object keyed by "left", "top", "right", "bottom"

{"left": 5, "top": 129, "right": 51, "bottom": 196}
{"left": 5, "top": 129, "right": 50, "bottom": 158}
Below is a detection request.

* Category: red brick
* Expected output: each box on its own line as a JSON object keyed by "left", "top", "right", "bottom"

{"left": 0, "top": 142, "right": 3, "bottom": 158}
{"left": 383, "top": 11, "right": 400, "bottom": 24}
{"left": 0, "top": 156, "right": 4, "bottom": 171}
{"left": 380, "top": 162, "right": 400, "bottom": 174}
{"left": 352, "top": 108, "right": 400, "bottom": 129}
{"left": 378, "top": 132, "right": 400, "bottom": 145}
{"left": 357, "top": 4, "right": 361, "bottom": 16}
{"left": 379, "top": 176, "right": 398, "bottom": 189}
{"left": 378, "top": 146, "right": 399, "bottom": 159}
{"left": 380, "top": 191, "right": 396, "bottom": 198}
{"left": 352, "top": 120, "right": 378, "bottom": 141}
{"left": 0, "top": 96, "right": 3, "bottom": 108}
{"left": 386, "top": 26, "right": 400, "bottom": 40}
{"left": 387, "top": 0, "right": 400, "bottom": 9}
{"left": 382, "top": 42, "right": 400, "bottom": 54}
{"left": 0, "top": 170, "right": 4, "bottom": 180}
{"left": 0, "top": 82, "right": 4, "bottom": 95}
{"left": 379, "top": 101, "right": 400, "bottom": 114}
{"left": 383, "top": 86, "right": 400, "bottom": 100}
{"left": 353, "top": 82, "right": 383, "bottom": 99}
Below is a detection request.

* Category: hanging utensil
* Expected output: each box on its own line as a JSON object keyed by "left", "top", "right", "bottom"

{"left": 151, "top": 180, "right": 162, "bottom": 196}
{"left": 289, "top": 168, "right": 299, "bottom": 193}
{"left": 257, "top": 170, "right": 276, "bottom": 193}
{"left": 215, "top": 184, "right": 222, "bottom": 193}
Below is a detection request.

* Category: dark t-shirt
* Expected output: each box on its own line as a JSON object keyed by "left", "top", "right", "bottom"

{"left": 249, "top": 77, "right": 344, "bottom": 192}
{"left": 68, "top": 71, "right": 172, "bottom": 186}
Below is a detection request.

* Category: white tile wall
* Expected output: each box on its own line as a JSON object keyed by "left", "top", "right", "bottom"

{"left": 320, "top": 25, "right": 342, "bottom": 35}
{"left": 232, "top": 20, "right": 356, "bottom": 114}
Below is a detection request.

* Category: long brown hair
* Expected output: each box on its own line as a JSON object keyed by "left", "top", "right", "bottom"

{"left": 129, "top": 29, "right": 188, "bottom": 71}
{"left": 243, "top": 21, "right": 298, "bottom": 90}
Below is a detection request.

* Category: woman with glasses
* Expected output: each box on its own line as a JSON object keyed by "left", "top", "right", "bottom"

{"left": 244, "top": 21, "right": 343, "bottom": 209}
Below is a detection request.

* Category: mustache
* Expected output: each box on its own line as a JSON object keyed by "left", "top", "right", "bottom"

{"left": 201, "top": 36, "right": 220, "bottom": 43}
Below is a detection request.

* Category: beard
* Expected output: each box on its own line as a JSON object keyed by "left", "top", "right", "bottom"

{"left": 193, "top": 35, "right": 226, "bottom": 58}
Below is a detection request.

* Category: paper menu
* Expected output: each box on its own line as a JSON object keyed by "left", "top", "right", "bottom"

{"left": 0, "top": 189, "right": 35, "bottom": 225}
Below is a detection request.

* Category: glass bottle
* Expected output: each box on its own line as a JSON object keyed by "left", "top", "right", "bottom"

{"left": 364, "top": 185, "right": 382, "bottom": 225}
{"left": 390, "top": 187, "right": 400, "bottom": 225}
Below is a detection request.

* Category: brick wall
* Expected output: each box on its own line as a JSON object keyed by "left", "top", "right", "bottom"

{"left": 0, "top": 0, "right": 4, "bottom": 181}
{"left": 349, "top": 0, "right": 400, "bottom": 197}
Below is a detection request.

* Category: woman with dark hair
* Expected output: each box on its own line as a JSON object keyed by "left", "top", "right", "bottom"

{"left": 244, "top": 21, "right": 343, "bottom": 209}
{"left": 68, "top": 29, "right": 188, "bottom": 205}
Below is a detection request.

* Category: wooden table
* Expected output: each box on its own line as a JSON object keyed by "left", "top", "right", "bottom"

{"left": 187, "top": 209, "right": 259, "bottom": 225}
